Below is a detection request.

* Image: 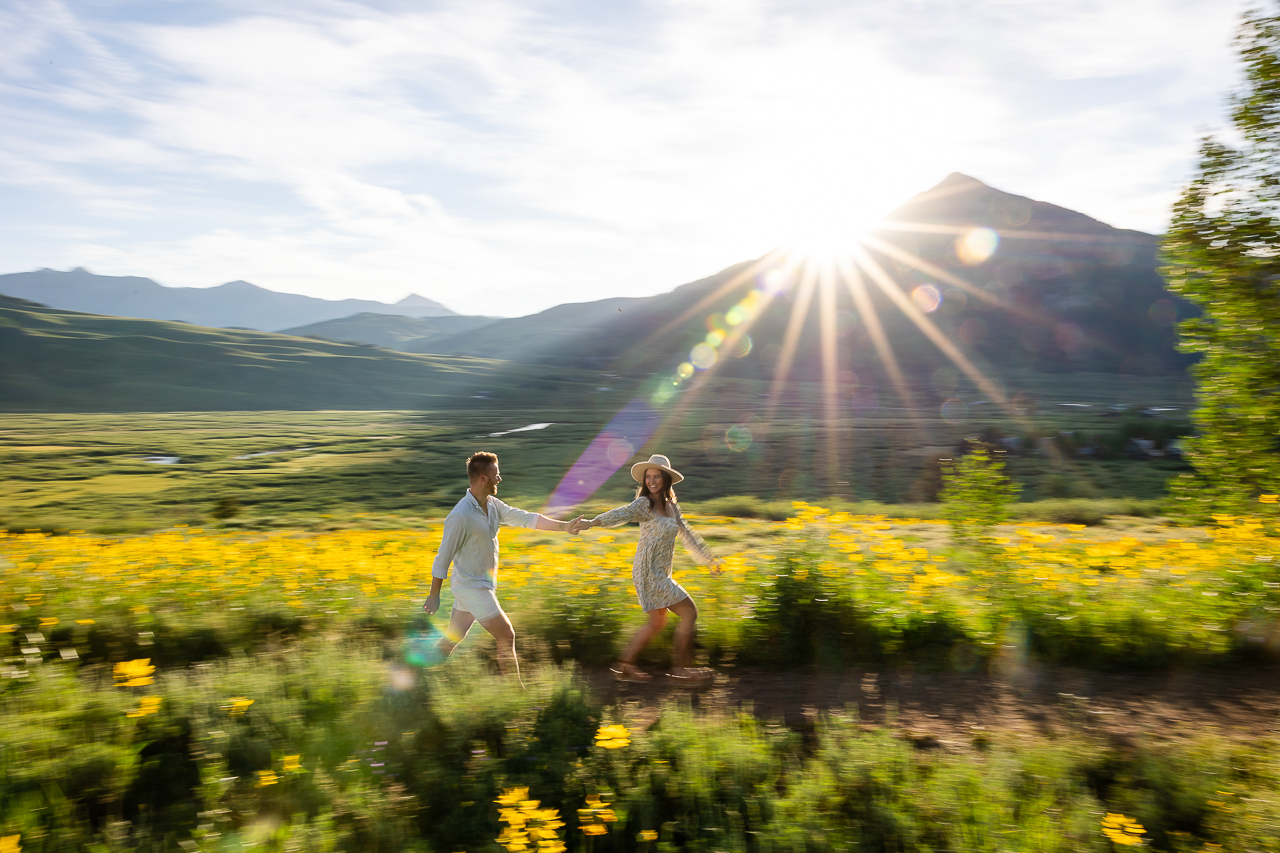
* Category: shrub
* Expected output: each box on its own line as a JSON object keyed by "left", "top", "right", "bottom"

{"left": 940, "top": 447, "right": 1021, "bottom": 550}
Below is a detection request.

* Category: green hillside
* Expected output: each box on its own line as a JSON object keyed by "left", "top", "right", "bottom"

{"left": 281, "top": 312, "right": 496, "bottom": 350}
{"left": 0, "top": 296, "right": 588, "bottom": 412}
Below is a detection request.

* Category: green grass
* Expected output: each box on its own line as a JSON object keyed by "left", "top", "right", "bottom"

{"left": 0, "top": 409, "right": 1188, "bottom": 534}
{"left": 4, "top": 646, "right": 1279, "bottom": 853}
{"left": 4, "top": 483, "right": 1280, "bottom": 850}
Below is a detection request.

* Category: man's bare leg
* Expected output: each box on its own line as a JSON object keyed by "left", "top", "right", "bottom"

{"left": 477, "top": 609, "right": 524, "bottom": 687}
{"left": 438, "top": 607, "right": 475, "bottom": 658}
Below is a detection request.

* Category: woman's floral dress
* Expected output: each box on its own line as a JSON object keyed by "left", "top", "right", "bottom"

{"left": 591, "top": 497, "right": 716, "bottom": 612}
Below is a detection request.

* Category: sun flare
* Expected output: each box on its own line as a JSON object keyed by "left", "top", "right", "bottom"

{"left": 781, "top": 219, "right": 874, "bottom": 265}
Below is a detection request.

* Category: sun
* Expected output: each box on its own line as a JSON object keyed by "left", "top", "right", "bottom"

{"left": 782, "top": 221, "right": 873, "bottom": 266}
{"left": 777, "top": 197, "right": 890, "bottom": 265}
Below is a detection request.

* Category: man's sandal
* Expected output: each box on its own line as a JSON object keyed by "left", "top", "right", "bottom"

{"left": 611, "top": 661, "right": 653, "bottom": 683}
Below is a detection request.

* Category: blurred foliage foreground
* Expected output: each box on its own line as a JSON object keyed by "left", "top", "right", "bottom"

{"left": 3, "top": 506, "right": 1280, "bottom": 851}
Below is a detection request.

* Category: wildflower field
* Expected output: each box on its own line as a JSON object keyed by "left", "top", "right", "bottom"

{"left": 3, "top": 506, "right": 1280, "bottom": 851}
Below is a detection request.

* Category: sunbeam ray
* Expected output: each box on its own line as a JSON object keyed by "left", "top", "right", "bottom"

{"left": 852, "top": 244, "right": 1014, "bottom": 412}
{"left": 860, "top": 232, "right": 1006, "bottom": 311}
{"left": 652, "top": 255, "right": 800, "bottom": 428}
{"left": 817, "top": 259, "right": 842, "bottom": 495}
{"left": 861, "top": 230, "right": 1141, "bottom": 373}
{"left": 647, "top": 248, "right": 788, "bottom": 343}
{"left": 764, "top": 259, "right": 819, "bottom": 417}
{"left": 834, "top": 254, "right": 920, "bottom": 419}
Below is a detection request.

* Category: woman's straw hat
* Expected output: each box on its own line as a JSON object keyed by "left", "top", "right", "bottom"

{"left": 630, "top": 454, "right": 684, "bottom": 484}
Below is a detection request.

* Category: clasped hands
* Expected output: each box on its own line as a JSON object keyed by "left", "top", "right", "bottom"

{"left": 567, "top": 516, "right": 595, "bottom": 535}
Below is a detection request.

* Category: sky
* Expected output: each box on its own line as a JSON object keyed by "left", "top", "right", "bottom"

{"left": 0, "top": 0, "right": 1249, "bottom": 317}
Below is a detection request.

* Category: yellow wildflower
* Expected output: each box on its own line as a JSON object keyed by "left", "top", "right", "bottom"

{"left": 638, "top": 830, "right": 659, "bottom": 842}
{"left": 496, "top": 787, "right": 530, "bottom": 806}
{"left": 224, "top": 697, "right": 255, "bottom": 716}
{"left": 579, "top": 792, "right": 617, "bottom": 834}
{"left": 594, "top": 724, "right": 631, "bottom": 749}
{"left": 256, "top": 770, "right": 278, "bottom": 787}
{"left": 282, "top": 755, "right": 302, "bottom": 773}
{"left": 126, "top": 696, "right": 162, "bottom": 718}
{"left": 1101, "top": 813, "right": 1145, "bottom": 846}
{"left": 0, "top": 835, "right": 18, "bottom": 853}
{"left": 113, "top": 659, "right": 155, "bottom": 687}
{"left": 497, "top": 791, "right": 564, "bottom": 853}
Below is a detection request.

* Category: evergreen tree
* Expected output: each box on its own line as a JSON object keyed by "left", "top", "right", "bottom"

{"left": 1164, "top": 5, "right": 1280, "bottom": 520}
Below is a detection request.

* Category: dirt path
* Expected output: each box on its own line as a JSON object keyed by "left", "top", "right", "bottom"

{"left": 585, "top": 663, "right": 1280, "bottom": 746}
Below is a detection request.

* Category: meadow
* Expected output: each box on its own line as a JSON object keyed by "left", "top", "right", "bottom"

{"left": 0, "top": 401, "right": 1186, "bottom": 535}
{"left": 3, "top": 500, "right": 1280, "bottom": 852}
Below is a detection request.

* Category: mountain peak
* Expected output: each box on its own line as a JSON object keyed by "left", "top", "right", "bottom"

{"left": 397, "top": 293, "right": 445, "bottom": 308}
{"left": 934, "top": 172, "right": 988, "bottom": 192}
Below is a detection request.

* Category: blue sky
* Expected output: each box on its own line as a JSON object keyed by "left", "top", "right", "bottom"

{"left": 0, "top": 0, "right": 1246, "bottom": 317}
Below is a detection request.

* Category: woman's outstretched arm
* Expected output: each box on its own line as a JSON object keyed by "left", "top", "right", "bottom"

{"left": 589, "top": 496, "right": 647, "bottom": 528}
{"left": 673, "top": 505, "right": 721, "bottom": 572}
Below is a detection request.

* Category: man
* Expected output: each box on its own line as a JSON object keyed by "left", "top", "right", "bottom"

{"left": 422, "top": 452, "right": 585, "bottom": 681}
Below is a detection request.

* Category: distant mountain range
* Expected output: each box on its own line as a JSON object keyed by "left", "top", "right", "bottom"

{"left": 0, "top": 294, "right": 572, "bottom": 412}
{"left": 0, "top": 268, "right": 455, "bottom": 331}
{"left": 0, "top": 173, "right": 1197, "bottom": 412}
{"left": 329, "top": 173, "right": 1193, "bottom": 383}
{"left": 282, "top": 313, "right": 496, "bottom": 349}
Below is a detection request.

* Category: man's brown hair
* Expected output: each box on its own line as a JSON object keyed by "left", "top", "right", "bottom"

{"left": 467, "top": 451, "right": 499, "bottom": 479}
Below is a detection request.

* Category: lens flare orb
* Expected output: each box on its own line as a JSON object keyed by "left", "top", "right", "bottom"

{"left": 606, "top": 438, "right": 634, "bottom": 466}
{"left": 910, "top": 284, "right": 942, "bottom": 313}
{"left": 956, "top": 228, "right": 998, "bottom": 265}
{"left": 725, "top": 425, "right": 753, "bottom": 452}
{"left": 677, "top": 362, "right": 695, "bottom": 379}
{"left": 404, "top": 624, "right": 446, "bottom": 668}
{"left": 761, "top": 268, "right": 791, "bottom": 295}
{"left": 690, "top": 343, "right": 717, "bottom": 370}
{"left": 940, "top": 397, "right": 968, "bottom": 424}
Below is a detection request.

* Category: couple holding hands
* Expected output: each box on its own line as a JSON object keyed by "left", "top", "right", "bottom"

{"left": 422, "top": 451, "right": 720, "bottom": 685}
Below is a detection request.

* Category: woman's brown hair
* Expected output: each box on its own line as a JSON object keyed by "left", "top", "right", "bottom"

{"left": 636, "top": 468, "right": 677, "bottom": 511}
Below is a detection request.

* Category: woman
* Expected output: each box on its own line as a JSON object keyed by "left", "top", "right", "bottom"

{"left": 583, "top": 454, "right": 720, "bottom": 684}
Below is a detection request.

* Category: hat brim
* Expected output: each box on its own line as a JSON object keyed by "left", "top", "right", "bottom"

{"left": 630, "top": 461, "right": 684, "bottom": 485}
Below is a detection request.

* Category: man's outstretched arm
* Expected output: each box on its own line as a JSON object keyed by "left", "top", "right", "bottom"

{"left": 534, "top": 514, "right": 588, "bottom": 534}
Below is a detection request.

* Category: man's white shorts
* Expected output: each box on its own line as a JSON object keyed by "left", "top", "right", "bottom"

{"left": 452, "top": 584, "right": 503, "bottom": 622}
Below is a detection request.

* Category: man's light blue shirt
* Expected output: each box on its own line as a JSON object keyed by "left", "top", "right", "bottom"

{"left": 431, "top": 491, "right": 540, "bottom": 590}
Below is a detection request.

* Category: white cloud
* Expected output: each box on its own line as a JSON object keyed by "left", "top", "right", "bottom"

{"left": 0, "top": 0, "right": 1249, "bottom": 316}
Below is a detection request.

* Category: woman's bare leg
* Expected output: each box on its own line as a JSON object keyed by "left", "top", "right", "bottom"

{"left": 668, "top": 596, "right": 699, "bottom": 673}
{"left": 616, "top": 608, "right": 667, "bottom": 676}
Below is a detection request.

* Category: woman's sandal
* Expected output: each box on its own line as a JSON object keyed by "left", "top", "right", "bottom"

{"left": 666, "top": 667, "right": 715, "bottom": 687}
{"left": 611, "top": 661, "right": 653, "bottom": 683}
